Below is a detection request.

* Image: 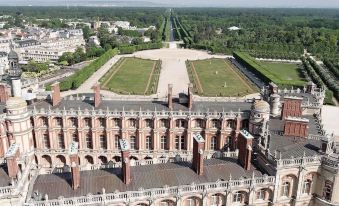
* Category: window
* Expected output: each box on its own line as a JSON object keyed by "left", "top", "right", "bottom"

{"left": 114, "top": 135, "right": 120, "bottom": 149}
{"left": 233, "top": 192, "right": 242, "bottom": 203}
{"left": 210, "top": 136, "right": 217, "bottom": 150}
{"left": 161, "top": 136, "right": 167, "bottom": 150}
{"left": 55, "top": 118, "right": 62, "bottom": 127}
{"left": 195, "top": 119, "right": 204, "bottom": 128}
{"left": 145, "top": 136, "right": 152, "bottom": 150}
{"left": 323, "top": 180, "right": 333, "bottom": 201}
{"left": 211, "top": 119, "right": 220, "bottom": 129}
{"left": 303, "top": 179, "right": 312, "bottom": 194}
{"left": 85, "top": 133, "right": 92, "bottom": 149}
{"left": 281, "top": 182, "right": 290, "bottom": 197}
{"left": 99, "top": 135, "right": 106, "bottom": 149}
{"left": 113, "top": 118, "right": 120, "bottom": 127}
{"left": 70, "top": 118, "right": 77, "bottom": 127}
{"left": 58, "top": 133, "right": 65, "bottom": 149}
{"left": 145, "top": 119, "right": 153, "bottom": 128}
{"left": 84, "top": 118, "right": 91, "bottom": 127}
{"left": 72, "top": 133, "right": 78, "bottom": 143}
{"left": 129, "top": 119, "right": 137, "bottom": 128}
{"left": 98, "top": 118, "right": 105, "bottom": 127}
{"left": 130, "top": 136, "right": 136, "bottom": 150}
{"left": 175, "top": 136, "right": 179, "bottom": 150}
{"left": 176, "top": 119, "right": 185, "bottom": 128}
{"left": 160, "top": 119, "right": 168, "bottom": 128}
{"left": 41, "top": 117, "right": 48, "bottom": 127}
{"left": 211, "top": 194, "right": 220, "bottom": 205}
{"left": 186, "top": 198, "right": 196, "bottom": 206}
{"left": 43, "top": 134, "right": 50, "bottom": 149}
{"left": 227, "top": 120, "right": 234, "bottom": 128}
{"left": 256, "top": 189, "right": 265, "bottom": 200}
{"left": 224, "top": 136, "right": 232, "bottom": 149}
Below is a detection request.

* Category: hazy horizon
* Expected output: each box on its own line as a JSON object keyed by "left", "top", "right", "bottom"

{"left": 1, "top": 0, "right": 339, "bottom": 8}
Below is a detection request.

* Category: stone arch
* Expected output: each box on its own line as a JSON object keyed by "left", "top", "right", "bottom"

{"left": 157, "top": 199, "right": 176, "bottom": 206}
{"left": 280, "top": 174, "right": 298, "bottom": 198}
{"left": 232, "top": 190, "right": 249, "bottom": 204}
{"left": 98, "top": 156, "right": 108, "bottom": 165}
{"left": 84, "top": 155, "right": 94, "bottom": 165}
{"left": 255, "top": 188, "right": 273, "bottom": 201}
{"left": 113, "top": 156, "right": 121, "bottom": 162}
{"left": 55, "top": 155, "right": 66, "bottom": 167}
{"left": 41, "top": 155, "right": 52, "bottom": 168}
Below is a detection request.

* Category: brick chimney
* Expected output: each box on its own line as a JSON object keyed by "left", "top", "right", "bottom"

{"left": 119, "top": 139, "right": 131, "bottom": 185}
{"left": 283, "top": 117, "right": 309, "bottom": 138}
{"left": 238, "top": 130, "right": 253, "bottom": 171}
{"left": 281, "top": 96, "right": 303, "bottom": 120}
{"left": 5, "top": 143, "right": 19, "bottom": 179}
{"left": 93, "top": 83, "right": 101, "bottom": 108}
{"left": 51, "top": 82, "right": 61, "bottom": 106}
{"left": 192, "top": 134, "right": 205, "bottom": 175}
{"left": 168, "top": 84, "right": 173, "bottom": 110}
{"left": 0, "top": 84, "right": 10, "bottom": 103}
{"left": 69, "top": 142, "right": 80, "bottom": 190}
{"left": 188, "top": 83, "right": 193, "bottom": 110}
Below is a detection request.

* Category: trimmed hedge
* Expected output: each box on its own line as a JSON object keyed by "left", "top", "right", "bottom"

{"left": 233, "top": 51, "right": 305, "bottom": 88}
{"left": 118, "top": 42, "right": 162, "bottom": 54}
{"left": 55, "top": 49, "right": 119, "bottom": 91}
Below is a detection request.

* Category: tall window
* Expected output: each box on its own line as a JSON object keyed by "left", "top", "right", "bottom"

{"left": 129, "top": 119, "right": 137, "bottom": 128}
{"left": 58, "top": 133, "right": 65, "bottom": 149}
{"left": 210, "top": 136, "right": 217, "bottom": 150}
{"left": 98, "top": 118, "right": 105, "bottom": 127}
{"left": 113, "top": 118, "right": 120, "bottom": 127}
{"left": 233, "top": 192, "right": 242, "bottom": 203}
{"left": 186, "top": 198, "right": 196, "bottom": 206}
{"left": 211, "top": 194, "right": 220, "bottom": 205}
{"left": 175, "top": 135, "right": 185, "bottom": 150}
{"left": 72, "top": 133, "right": 78, "bottom": 143}
{"left": 70, "top": 118, "right": 77, "bottom": 127}
{"left": 99, "top": 135, "right": 106, "bottom": 149}
{"left": 84, "top": 118, "right": 91, "bottom": 127}
{"left": 160, "top": 119, "right": 168, "bottom": 128}
{"left": 281, "top": 182, "right": 290, "bottom": 197}
{"left": 145, "top": 119, "right": 153, "bottom": 128}
{"left": 85, "top": 133, "right": 92, "bottom": 149}
{"left": 176, "top": 119, "right": 185, "bottom": 128}
{"left": 323, "top": 180, "right": 333, "bottom": 201}
{"left": 55, "top": 118, "right": 62, "bottom": 127}
{"left": 161, "top": 136, "right": 167, "bottom": 150}
{"left": 114, "top": 135, "right": 120, "bottom": 149}
{"left": 302, "top": 179, "right": 312, "bottom": 194}
{"left": 145, "top": 136, "right": 152, "bottom": 150}
{"left": 211, "top": 119, "right": 220, "bottom": 129}
{"left": 227, "top": 120, "right": 234, "bottom": 128}
{"left": 43, "top": 133, "right": 50, "bottom": 149}
{"left": 256, "top": 189, "right": 265, "bottom": 200}
{"left": 41, "top": 117, "right": 48, "bottom": 127}
{"left": 130, "top": 136, "right": 136, "bottom": 150}
{"left": 195, "top": 119, "right": 204, "bottom": 128}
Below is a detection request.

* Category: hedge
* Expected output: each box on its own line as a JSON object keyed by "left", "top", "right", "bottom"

{"left": 52, "top": 49, "right": 119, "bottom": 91}
{"left": 118, "top": 42, "right": 162, "bottom": 54}
{"left": 233, "top": 51, "right": 305, "bottom": 88}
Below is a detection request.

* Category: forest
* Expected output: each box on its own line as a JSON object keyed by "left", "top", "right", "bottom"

{"left": 173, "top": 8, "right": 339, "bottom": 62}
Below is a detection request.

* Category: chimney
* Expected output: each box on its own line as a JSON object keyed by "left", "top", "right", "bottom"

{"left": 283, "top": 117, "right": 309, "bottom": 138}
{"left": 93, "top": 83, "right": 101, "bottom": 108}
{"left": 238, "top": 130, "right": 253, "bottom": 171}
{"left": 69, "top": 142, "right": 80, "bottom": 190}
{"left": 188, "top": 83, "right": 193, "bottom": 110}
{"left": 168, "top": 84, "right": 173, "bottom": 110}
{"left": 119, "top": 139, "right": 131, "bottom": 185}
{"left": 281, "top": 96, "right": 303, "bottom": 120}
{"left": 306, "top": 81, "right": 316, "bottom": 94}
{"left": 268, "top": 82, "right": 278, "bottom": 95}
{"left": 192, "top": 134, "right": 205, "bottom": 175}
{"left": 5, "top": 143, "right": 19, "bottom": 179}
{"left": 51, "top": 82, "right": 61, "bottom": 106}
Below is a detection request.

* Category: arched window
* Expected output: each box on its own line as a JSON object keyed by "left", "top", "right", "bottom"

{"left": 323, "top": 180, "right": 333, "bottom": 201}
{"left": 186, "top": 198, "right": 197, "bottom": 206}
{"left": 281, "top": 181, "right": 290, "bottom": 197}
{"left": 85, "top": 133, "right": 92, "bottom": 149}
{"left": 176, "top": 119, "right": 186, "bottom": 128}
{"left": 98, "top": 118, "right": 105, "bottom": 127}
{"left": 211, "top": 119, "right": 220, "bottom": 129}
{"left": 99, "top": 134, "right": 106, "bottom": 149}
{"left": 57, "top": 133, "right": 65, "bottom": 149}
{"left": 130, "top": 136, "right": 136, "bottom": 150}
{"left": 69, "top": 117, "right": 77, "bottom": 127}
{"left": 302, "top": 179, "right": 312, "bottom": 194}
{"left": 256, "top": 189, "right": 265, "bottom": 200}
{"left": 160, "top": 119, "right": 168, "bottom": 128}
{"left": 41, "top": 117, "right": 48, "bottom": 127}
{"left": 113, "top": 118, "right": 120, "bottom": 127}
{"left": 233, "top": 191, "right": 243, "bottom": 203}
{"left": 195, "top": 119, "right": 204, "bottom": 128}
{"left": 210, "top": 136, "right": 217, "bottom": 150}
{"left": 211, "top": 194, "right": 221, "bottom": 205}
{"left": 84, "top": 118, "right": 91, "bottom": 127}
{"left": 145, "top": 119, "right": 153, "bottom": 128}
{"left": 55, "top": 117, "right": 62, "bottom": 127}
{"left": 161, "top": 136, "right": 167, "bottom": 150}
{"left": 227, "top": 119, "right": 234, "bottom": 128}
{"left": 43, "top": 133, "right": 50, "bottom": 149}
{"left": 145, "top": 136, "right": 152, "bottom": 150}
{"left": 129, "top": 119, "right": 137, "bottom": 128}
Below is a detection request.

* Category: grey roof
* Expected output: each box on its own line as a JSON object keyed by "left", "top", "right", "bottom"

{"left": 16, "top": 39, "right": 40, "bottom": 47}
{"left": 32, "top": 158, "right": 263, "bottom": 200}
{"left": 0, "top": 52, "right": 7, "bottom": 57}
{"left": 30, "top": 98, "right": 252, "bottom": 113}
{"left": 0, "top": 165, "right": 11, "bottom": 187}
{"left": 280, "top": 92, "right": 316, "bottom": 104}
{"left": 8, "top": 49, "right": 18, "bottom": 60}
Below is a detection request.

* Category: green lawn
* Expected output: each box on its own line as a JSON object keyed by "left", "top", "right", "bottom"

{"left": 188, "top": 59, "right": 258, "bottom": 97}
{"left": 260, "top": 62, "right": 307, "bottom": 85}
{"left": 100, "top": 57, "right": 157, "bottom": 95}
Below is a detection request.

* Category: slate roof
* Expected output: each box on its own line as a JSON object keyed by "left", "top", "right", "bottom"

{"left": 32, "top": 158, "right": 263, "bottom": 200}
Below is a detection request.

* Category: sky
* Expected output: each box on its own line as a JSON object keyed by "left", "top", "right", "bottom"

{"left": 1, "top": 0, "right": 339, "bottom": 8}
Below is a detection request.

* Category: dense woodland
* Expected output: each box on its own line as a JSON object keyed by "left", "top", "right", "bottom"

{"left": 173, "top": 8, "right": 339, "bottom": 61}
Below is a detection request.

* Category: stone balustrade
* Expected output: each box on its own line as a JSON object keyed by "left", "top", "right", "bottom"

{"left": 274, "top": 155, "right": 322, "bottom": 168}
{"left": 321, "top": 156, "right": 339, "bottom": 172}
{"left": 24, "top": 175, "right": 275, "bottom": 206}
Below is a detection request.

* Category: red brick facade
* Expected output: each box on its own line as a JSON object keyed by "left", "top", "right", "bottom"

{"left": 192, "top": 135, "right": 205, "bottom": 175}
{"left": 0, "top": 84, "right": 10, "bottom": 103}
{"left": 93, "top": 84, "right": 101, "bottom": 108}
{"left": 281, "top": 97, "right": 303, "bottom": 120}
{"left": 121, "top": 150, "right": 131, "bottom": 185}
{"left": 283, "top": 118, "right": 309, "bottom": 138}
{"left": 51, "top": 82, "right": 61, "bottom": 107}
{"left": 70, "top": 153, "right": 80, "bottom": 190}
{"left": 238, "top": 131, "right": 253, "bottom": 171}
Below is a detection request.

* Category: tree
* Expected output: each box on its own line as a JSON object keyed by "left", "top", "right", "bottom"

{"left": 82, "top": 26, "right": 91, "bottom": 40}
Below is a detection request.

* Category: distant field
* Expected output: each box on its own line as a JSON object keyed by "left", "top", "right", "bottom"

{"left": 100, "top": 57, "right": 161, "bottom": 95}
{"left": 260, "top": 61, "right": 307, "bottom": 85}
{"left": 187, "top": 58, "right": 258, "bottom": 97}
